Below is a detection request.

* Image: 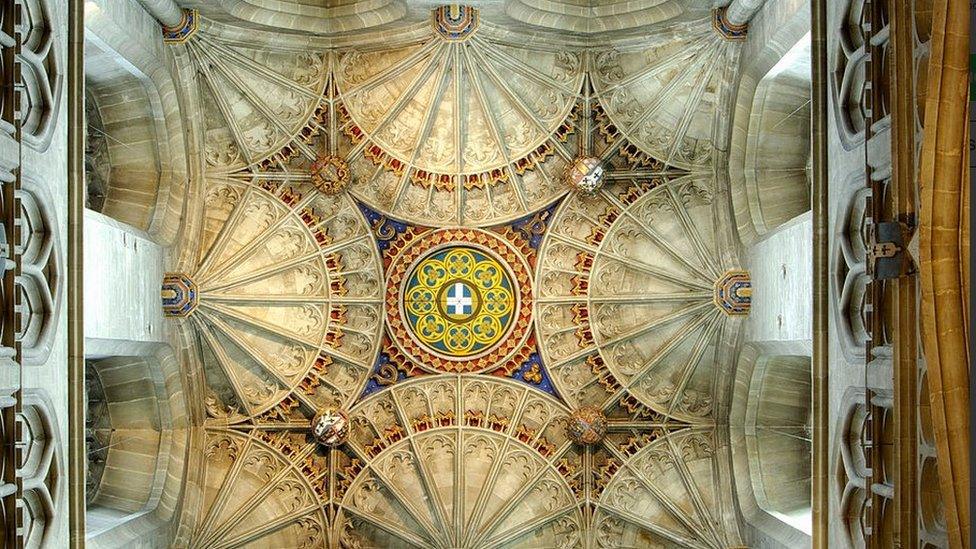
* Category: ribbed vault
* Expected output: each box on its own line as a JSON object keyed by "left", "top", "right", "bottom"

{"left": 535, "top": 174, "right": 727, "bottom": 422}
{"left": 168, "top": 5, "right": 748, "bottom": 547}
{"left": 188, "top": 178, "right": 384, "bottom": 421}
{"left": 195, "top": 376, "right": 735, "bottom": 548}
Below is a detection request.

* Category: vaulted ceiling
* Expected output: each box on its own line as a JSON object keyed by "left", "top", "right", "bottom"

{"left": 166, "top": 3, "right": 750, "bottom": 546}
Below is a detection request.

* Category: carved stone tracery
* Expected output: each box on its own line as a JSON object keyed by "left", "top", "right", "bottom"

{"left": 198, "top": 376, "right": 730, "bottom": 548}
{"left": 536, "top": 175, "right": 729, "bottom": 422}
{"left": 186, "top": 178, "right": 384, "bottom": 422}
{"left": 177, "top": 6, "right": 748, "bottom": 548}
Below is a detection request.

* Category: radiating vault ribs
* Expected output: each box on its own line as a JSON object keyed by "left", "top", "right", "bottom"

{"left": 196, "top": 376, "right": 729, "bottom": 548}
{"left": 536, "top": 177, "right": 728, "bottom": 421}
{"left": 335, "top": 6, "right": 584, "bottom": 226}
{"left": 174, "top": 179, "right": 384, "bottom": 422}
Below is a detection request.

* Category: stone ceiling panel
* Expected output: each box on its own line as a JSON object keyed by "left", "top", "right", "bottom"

{"left": 194, "top": 376, "right": 734, "bottom": 548}
{"left": 187, "top": 27, "right": 330, "bottom": 171}
{"left": 504, "top": 0, "right": 705, "bottom": 34}
{"left": 181, "top": 178, "right": 385, "bottom": 422}
{"left": 335, "top": 12, "right": 585, "bottom": 226}
{"left": 167, "top": 5, "right": 750, "bottom": 547}
{"left": 181, "top": 0, "right": 408, "bottom": 35}
{"left": 591, "top": 20, "right": 737, "bottom": 171}
{"left": 535, "top": 174, "right": 731, "bottom": 423}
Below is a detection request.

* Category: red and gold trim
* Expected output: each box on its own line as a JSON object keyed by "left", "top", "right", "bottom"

{"left": 385, "top": 228, "right": 534, "bottom": 374}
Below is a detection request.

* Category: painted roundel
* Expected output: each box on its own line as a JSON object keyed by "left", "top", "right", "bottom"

{"left": 387, "top": 229, "right": 533, "bottom": 374}
{"left": 403, "top": 247, "right": 515, "bottom": 357}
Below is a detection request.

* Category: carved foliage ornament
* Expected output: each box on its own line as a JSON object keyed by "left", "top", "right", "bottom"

{"left": 196, "top": 377, "right": 728, "bottom": 548}
{"left": 310, "top": 155, "right": 350, "bottom": 196}
{"left": 180, "top": 8, "right": 743, "bottom": 547}
{"left": 181, "top": 180, "right": 384, "bottom": 421}
{"left": 535, "top": 177, "right": 725, "bottom": 420}
{"left": 566, "top": 405, "right": 608, "bottom": 445}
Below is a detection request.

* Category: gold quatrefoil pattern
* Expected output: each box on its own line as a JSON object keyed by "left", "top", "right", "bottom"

{"left": 386, "top": 228, "right": 534, "bottom": 374}
{"left": 404, "top": 247, "right": 515, "bottom": 357}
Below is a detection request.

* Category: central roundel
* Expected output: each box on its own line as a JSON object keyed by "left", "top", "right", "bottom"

{"left": 387, "top": 229, "right": 533, "bottom": 374}
{"left": 404, "top": 247, "right": 514, "bottom": 356}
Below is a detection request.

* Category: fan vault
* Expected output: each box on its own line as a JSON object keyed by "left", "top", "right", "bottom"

{"left": 162, "top": 4, "right": 753, "bottom": 547}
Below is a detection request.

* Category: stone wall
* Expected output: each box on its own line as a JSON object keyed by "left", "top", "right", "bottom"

{"left": 0, "top": 0, "right": 69, "bottom": 545}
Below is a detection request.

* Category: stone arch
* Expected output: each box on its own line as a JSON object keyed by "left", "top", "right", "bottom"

{"left": 83, "top": 6, "right": 189, "bottom": 244}
{"left": 728, "top": 2, "right": 811, "bottom": 246}
{"left": 198, "top": 0, "right": 406, "bottom": 35}
{"left": 11, "top": 0, "right": 63, "bottom": 152}
{"left": 19, "top": 176, "right": 62, "bottom": 366}
{"left": 84, "top": 344, "right": 191, "bottom": 548}
{"left": 730, "top": 340, "right": 812, "bottom": 547}
{"left": 0, "top": 388, "right": 64, "bottom": 547}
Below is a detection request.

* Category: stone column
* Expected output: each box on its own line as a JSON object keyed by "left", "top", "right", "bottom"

{"left": 810, "top": 0, "right": 829, "bottom": 546}
{"left": 137, "top": 0, "right": 184, "bottom": 28}
{"left": 725, "top": 0, "right": 766, "bottom": 26}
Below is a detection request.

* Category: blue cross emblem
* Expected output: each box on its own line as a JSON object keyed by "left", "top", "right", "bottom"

{"left": 445, "top": 282, "right": 473, "bottom": 315}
